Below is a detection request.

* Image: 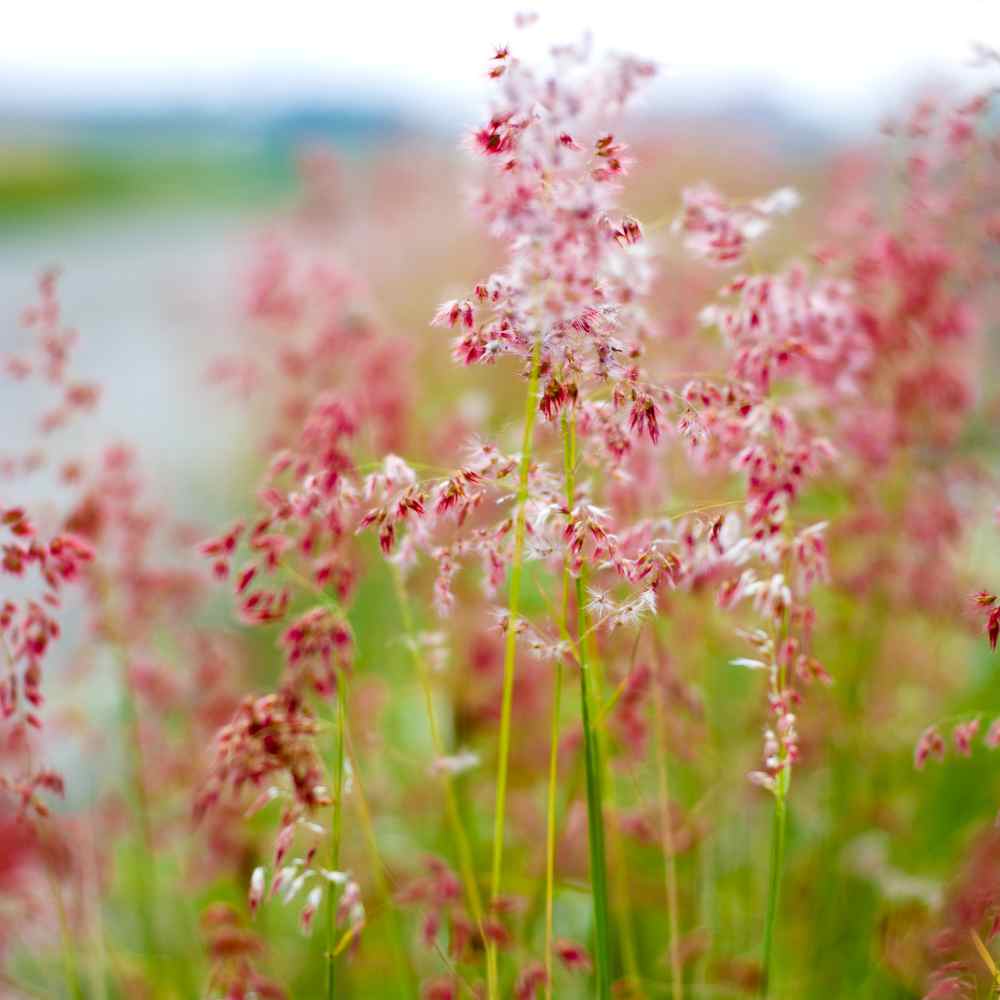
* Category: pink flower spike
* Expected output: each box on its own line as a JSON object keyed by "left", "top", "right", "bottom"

{"left": 248, "top": 866, "right": 266, "bottom": 916}
{"left": 953, "top": 719, "right": 980, "bottom": 756}
{"left": 915, "top": 726, "right": 946, "bottom": 770}
{"left": 299, "top": 886, "right": 322, "bottom": 935}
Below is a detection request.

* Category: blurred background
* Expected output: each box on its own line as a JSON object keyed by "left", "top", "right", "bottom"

{"left": 4, "top": 4, "right": 1000, "bottom": 998}
{"left": 4, "top": 0, "right": 999, "bottom": 506}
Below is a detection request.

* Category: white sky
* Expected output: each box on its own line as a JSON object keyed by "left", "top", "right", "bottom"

{"left": 3, "top": 0, "right": 1000, "bottom": 115}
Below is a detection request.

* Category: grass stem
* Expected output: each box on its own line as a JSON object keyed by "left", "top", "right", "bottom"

{"left": 543, "top": 652, "right": 564, "bottom": 1000}
{"left": 559, "top": 410, "right": 612, "bottom": 998}
{"left": 115, "top": 634, "right": 161, "bottom": 993}
{"left": 46, "top": 861, "right": 82, "bottom": 1000}
{"left": 391, "top": 567, "right": 489, "bottom": 992}
{"left": 759, "top": 770, "right": 789, "bottom": 998}
{"left": 542, "top": 408, "right": 580, "bottom": 998}
{"left": 489, "top": 336, "right": 543, "bottom": 993}
{"left": 576, "top": 570, "right": 613, "bottom": 998}
{"left": 343, "top": 718, "right": 416, "bottom": 998}
{"left": 327, "top": 674, "right": 347, "bottom": 999}
{"left": 651, "top": 664, "right": 684, "bottom": 1000}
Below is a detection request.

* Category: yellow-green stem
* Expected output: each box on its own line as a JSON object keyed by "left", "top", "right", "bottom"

{"left": 327, "top": 675, "right": 347, "bottom": 999}
{"left": 391, "top": 567, "right": 489, "bottom": 991}
{"left": 559, "top": 411, "right": 612, "bottom": 998}
{"left": 489, "top": 335, "right": 543, "bottom": 991}
{"left": 542, "top": 655, "right": 563, "bottom": 1000}
{"left": 651, "top": 661, "right": 684, "bottom": 1000}
{"left": 118, "top": 650, "right": 161, "bottom": 993}
{"left": 603, "top": 727, "right": 643, "bottom": 997}
{"left": 760, "top": 569, "right": 793, "bottom": 997}
{"left": 592, "top": 635, "right": 643, "bottom": 997}
{"left": 971, "top": 928, "right": 1000, "bottom": 990}
{"left": 759, "top": 768, "right": 789, "bottom": 998}
{"left": 93, "top": 572, "right": 161, "bottom": 992}
{"left": 576, "top": 571, "right": 612, "bottom": 998}
{"left": 46, "top": 860, "right": 82, "bottom": 1000}
{"left": 343, "top": 718, "right": 416, "bottom": 998}
{"left": 83, "top": 815, "right": 110, "bottom": 1000}
{"left": 543, "top": 408, "right": 578, "bottom": 999}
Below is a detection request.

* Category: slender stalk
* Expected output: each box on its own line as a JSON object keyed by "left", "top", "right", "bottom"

{"left": 521, "top": 752, "right": 585, "bottom": 941}
{"left": 559, "top": 411, "right": 612, "bottom": 998}
{"left": 971, "top": 928, "right": 1000, "bottom": 991}
{"left": 118, "top": 667, "right": 155, "bottom": 850}
{"left": 760, "top": 564, "right": 794, "bottom": 998}
{"left": 542, "top": 658, "right": 563, "bottom": 1000}
{"left": 46, "top": 861, "right": 83, "bottom": 1000}
{"left": 91, "top": 572, "right": 161, "bottom": 988}
{"left": 606, "top": 779, "right": 642, "bottom": 995}
{"left": 342, "top": 718, "right": 416, "bottom": 999}
{"left": 326, "top": 675, "right": 347, "bottom": 999}
{"left": 577, "top": 572, "right": 612, "bottom": 998}
{"left": 83, "top": 814, "right": 110, "bottom": 1000}
{"left": 489, "top": 335, "right": 543, "bottom": 991}
{"left": 759, "top": 768, "right": 789, "bottom": 998}
{"left": 117, "top": 646, "right": 161, "bottom": 991}
{"left": 391, "top": 568, "right": 489, "bottom": 987}
{"left": 594, "top": 645, "right": 643, "bottom": 998}
{"left": 542, "top": 409, "right": 579, "bottom": 999}
{"left": 292, "top": 574, "right": 412, "bottom": 996}
{"left": 651, "top": 660, "right": 684, "bottom": 1000}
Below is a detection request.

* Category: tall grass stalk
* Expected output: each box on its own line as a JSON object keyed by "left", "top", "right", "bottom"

{"left": 326, "top": 673, "right": 347, "bottom": 999}
{"left": 97, "top": 572, "right": 161, "bottom": 992}
{"left": 489, "top": 335, "right": 543, "bottom": 992}
{"left": 391, "top": 567, "right": 489, "bottom": 991}
{"left": 47, "top": 864, "right": 82, "bottom": 1000}
{"left": 759, "top": 768, "right": 789, "bottom": 998}
{"left": 970, "top": 929, "right": 1000, "bottom": 995}
{"left": 542, "top": 656, "right": 563, "bottom": 1000}
{"left": 760, "top": 590, "right": 794, "bottom": 997}
{"left": 560, "top": 410, "right": 612, "bottom": 998}
{"left": 542, "top": 408, "right": 579, "bottom": 998}
{"left": 83, "top": 815, "right": 110, "bottom": 1000}
{"left": 115, "top": 662, "right": 169, "bottom": 997}
{"left": 342, "top": 718, "right": 416, "bottom": 998}
{"left": 598, "top": 637, "right": 644, "bottom": 997}
{"left": 651, "top": 655, "right": 684, "bottom": 1000}
{"left": 576, "top": 573, "right": 612, "bottom": 997}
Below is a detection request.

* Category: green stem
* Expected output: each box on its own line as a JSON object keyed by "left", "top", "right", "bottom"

{"left": 560, "top": 411, "right": 612, "bottom": 998}
{"left": 521, "top": 752, "right": 585, "bottom": 943}
{"left": 542, "top": 409, "right": 580, "bottom": 999}
{"left": 489, "top": 336, "right": 543, "bottom": 991}
{"left": 760, "top": 562, "right": 794, "bottom": 998}
{"left": 650, "top": 628, "right": 683, "bottom": 1000}
{"left": 542, "top": 657, "right": 563, "bottom": 1000}
{"left": 577, "top": 573, "right": 612, "bottom": 998}
{"left": 83, "top": 816, "right": 111, "bottom": 1000}
{"left": 94, "top": 572, "right": 160, "bottom": 991}
{"left": 597, "top": 655, "right": 642, "bottom": 997}
{"left": 299, "top": 576, "right": 412, "bottom": 996}
{"left": 391, "top": 568, "right": 488, "bottom": 987}
{"left": 118, "top": 652, "right": 161, "bottom": 992}
{"left": 759, "top": 771, "right": 789, "bottom": 998}
{"left": 327, "top": 675, "right": 347, "bottom": 999}
{"left": 651, "top": 668, "right": 684, "bottom": 1000}
{"left": 46, "top": 861, "right": 83, "bottom": 1000}
{"left": 343, "top": 719, "right": 416, "bottom": 999}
